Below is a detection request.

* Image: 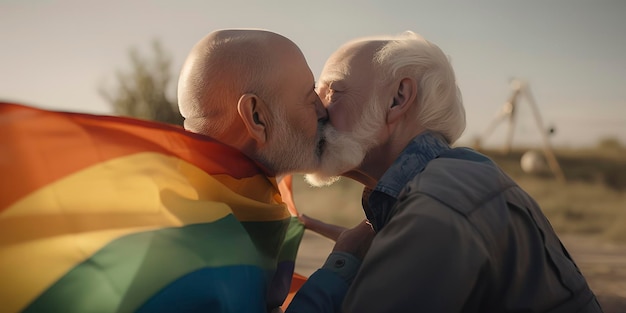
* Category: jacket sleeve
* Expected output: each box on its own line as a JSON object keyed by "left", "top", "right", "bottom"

{"left": 285, "top": 252, "right": 361, "bottom": 313}
{"left": 342, "top": 193, "right": 490, "bottom": 312}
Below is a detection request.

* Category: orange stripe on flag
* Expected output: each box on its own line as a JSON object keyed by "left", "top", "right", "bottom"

{"left": 278, "top": 175, "right": 299, "bottom": 216}
{"left": 0, "top": 103, "right": 266, "bottom": 211}
{"left": 283, "top": 272, "right": 308, "bottom": 309}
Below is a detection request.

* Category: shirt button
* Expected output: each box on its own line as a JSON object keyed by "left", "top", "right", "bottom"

{"left": 334, "top": 259, "right": 345, "bottom": 268}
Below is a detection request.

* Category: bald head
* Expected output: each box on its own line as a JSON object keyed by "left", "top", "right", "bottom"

{"left": 177, "top": 29, "right": 301, "bottom": 137}
{"left": 177, "top": 29, "right": 328, "bottom": 176}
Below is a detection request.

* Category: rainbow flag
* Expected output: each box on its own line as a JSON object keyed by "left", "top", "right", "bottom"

{"left": 0, "top": 102, "right": 305, "bottom": 312}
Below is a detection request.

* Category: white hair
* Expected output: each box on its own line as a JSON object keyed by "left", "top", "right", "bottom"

{"left": 374, "top": 31, "right": 466, "bottom": 143}
{"left": 256, "top": 102, "right": 319, "bottom": 175}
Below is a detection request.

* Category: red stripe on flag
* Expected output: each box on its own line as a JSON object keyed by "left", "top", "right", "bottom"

{"left": 0, "top": 103, "right": 266, "bottom": 211}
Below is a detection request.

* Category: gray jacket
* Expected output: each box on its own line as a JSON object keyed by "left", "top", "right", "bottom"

{"left": 342, "top": 141, "right": 602, "bottom": 312}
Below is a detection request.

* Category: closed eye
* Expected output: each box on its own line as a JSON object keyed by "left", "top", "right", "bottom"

{"left": 322, "top": 88, "right": 338, "bottom": 103}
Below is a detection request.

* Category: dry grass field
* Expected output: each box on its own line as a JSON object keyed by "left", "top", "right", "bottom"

{"left": 291, "top": 145, "right": 626, "bottom": 311}
{"left": 486, "top": 146, "right": 626, "bottom": 243}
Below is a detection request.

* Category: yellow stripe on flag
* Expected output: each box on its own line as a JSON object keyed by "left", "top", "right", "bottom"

{"left": 0, "top": 152, "right": 287, "bottom": 312}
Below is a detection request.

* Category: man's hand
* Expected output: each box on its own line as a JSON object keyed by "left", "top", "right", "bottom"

{"left": 331, "top": 220, "right": 375, "bottom": 261}
{"left": 299, "top": 214, "right": 346, "bottom": 241}
{"left": 300, "top": 215, "right": 375, "bottom": 261}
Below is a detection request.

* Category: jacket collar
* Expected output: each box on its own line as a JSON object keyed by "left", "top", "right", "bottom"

{"left": 363, "top": 131, "right": 450, "bottom": 231}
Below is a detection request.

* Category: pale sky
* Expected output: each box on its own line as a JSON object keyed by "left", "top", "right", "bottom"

{"left": 1, "top": 0, "right": 625, "bottom": 148}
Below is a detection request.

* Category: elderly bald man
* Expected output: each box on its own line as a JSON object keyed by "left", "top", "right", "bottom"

{"left": 177, "top": 29, "right": 374, "bottom": 313}
{"left": 178, "top": 29, "right": 326, "bottom": 175}
{"left": 293, "top": 32, "right": 603, "bottom": 312}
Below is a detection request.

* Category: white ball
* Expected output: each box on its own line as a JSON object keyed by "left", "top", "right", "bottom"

{"left": 520, "top": 150, "right": 548, "bottom": 174}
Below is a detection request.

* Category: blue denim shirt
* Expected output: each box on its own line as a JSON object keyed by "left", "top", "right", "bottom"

{"left": 363, "top": 131, "right": 451, "bottom": 232}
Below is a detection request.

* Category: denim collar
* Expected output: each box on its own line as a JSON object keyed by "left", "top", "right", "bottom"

{"left": 363, "top": 131, "right": 450, "bottom": 231}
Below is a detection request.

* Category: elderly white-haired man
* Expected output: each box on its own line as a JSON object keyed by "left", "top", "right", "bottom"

{"left": 290, "top": 31, "right": 603, "bottom": 313}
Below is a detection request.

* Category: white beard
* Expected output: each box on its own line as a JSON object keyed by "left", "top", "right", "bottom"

{"left": 305, "top": 97, "right": 385, "bottom": 187}
{"left": 257, "top": 110, "right": 323, "bottom": 176}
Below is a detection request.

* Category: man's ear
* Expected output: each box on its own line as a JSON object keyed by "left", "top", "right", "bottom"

{"left": 387, "top": 77, "right": 417, "bottom": 124}
{"left": 237, "top": 93, "right": 267, "bottom": 144}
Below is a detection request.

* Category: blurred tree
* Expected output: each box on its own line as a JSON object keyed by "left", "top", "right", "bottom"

{"left": 100, "top": 40, "right": 183, "bottom": 126}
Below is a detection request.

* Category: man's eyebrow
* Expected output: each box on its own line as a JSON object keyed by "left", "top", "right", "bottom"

{"left": 319, "top": 71, "right": 346, "bottom": 86}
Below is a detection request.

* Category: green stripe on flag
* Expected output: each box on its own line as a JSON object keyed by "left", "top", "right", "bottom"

{"left": 24, "top": 215, "right": 291, "bottom": 313}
